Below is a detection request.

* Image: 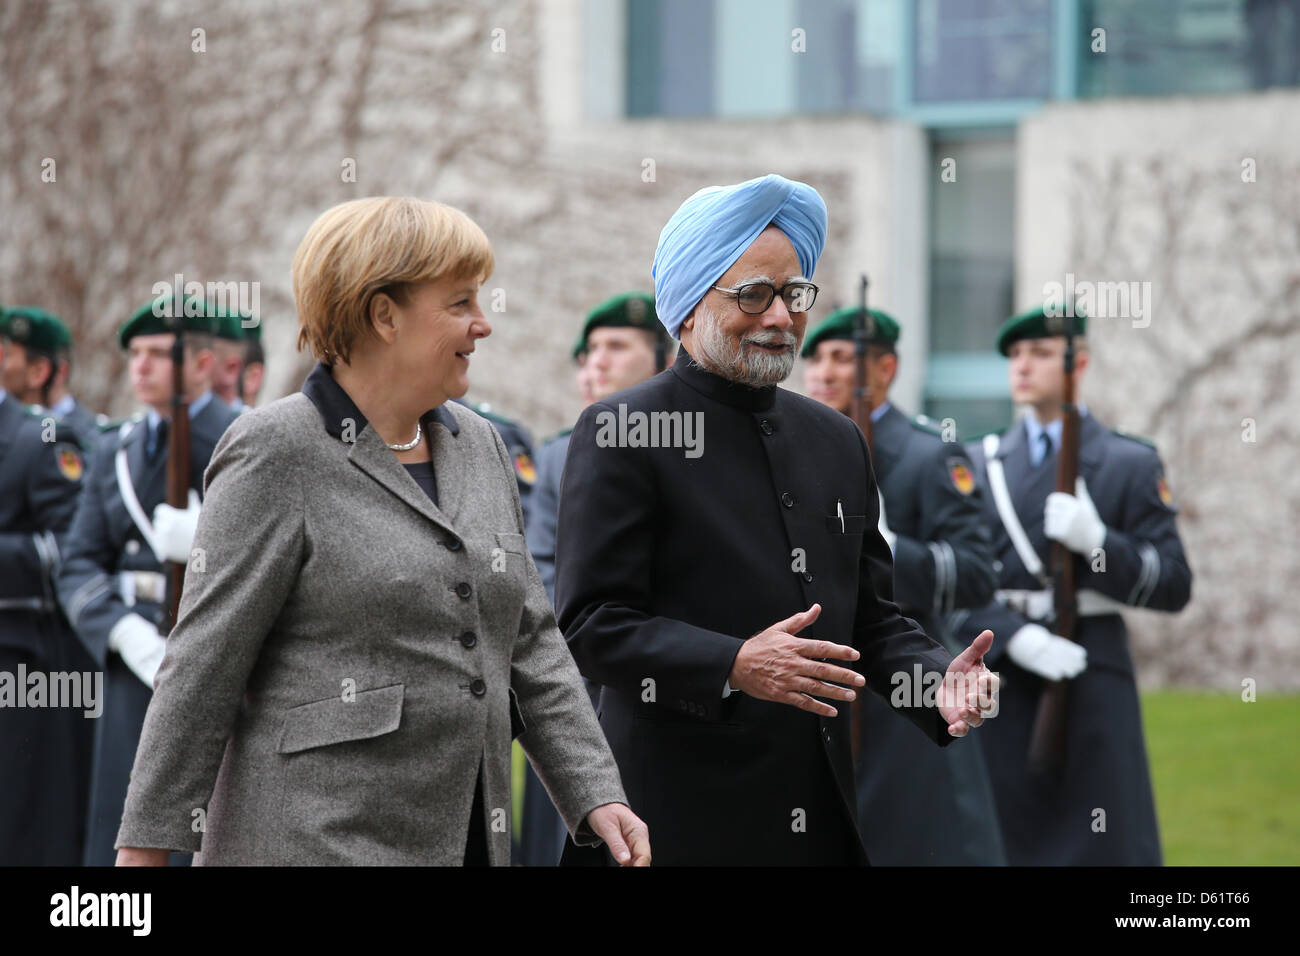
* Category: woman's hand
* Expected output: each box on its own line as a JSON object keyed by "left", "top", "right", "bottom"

{"left": 586, "top": 803, "right": 651, "bottom": 866}
{"left": 115, "top": 847, "right": 170, "bottom": 866}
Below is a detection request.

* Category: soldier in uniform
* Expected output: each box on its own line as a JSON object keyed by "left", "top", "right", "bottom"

{"left": 455, "top": 400, "right": 537, "bottom": 527}
{"left": 515, "top": 291, "right": 672, "bottom": 866}
{"left": 954, "top": 304, "right": 1192, "bottom": 865}
{"left": 0, "top": 306, "right": 106, "bottom": 457}
{"left": 0, "top": 335, "right": 89, "bottom": 865}
{"left": 56, "top": 299, "right": 240, "bottom": 866}
{"left": 801, "top": 306, "right": 1006, "bottom": 865}
{"left": 240, "top": 321, "right": 266, "bottom": 407}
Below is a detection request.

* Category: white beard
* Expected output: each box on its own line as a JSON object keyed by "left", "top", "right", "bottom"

{"left": 692, "top": 301, "right": 797, "bottom": 387}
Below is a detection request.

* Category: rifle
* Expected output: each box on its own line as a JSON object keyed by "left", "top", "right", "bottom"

{"left": 164, "top": 293, "right": 191, "bottom": 633}
{"left": 1026, "top": 311, "right": 1082, "bottom": 772}
{"left": 848, "top": 275, "right": 875, "bottom": 763}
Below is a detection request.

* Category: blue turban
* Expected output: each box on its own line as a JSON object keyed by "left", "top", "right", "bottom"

{"left": 651, "top": 174, "right": 828, "bottom": 339}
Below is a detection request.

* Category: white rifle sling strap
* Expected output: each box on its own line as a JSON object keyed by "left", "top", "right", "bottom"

{"left": 983, "top": 432, "right": 1049, "bottom": 585}
{"left": 115, "top": 421, "right": 161, "bottom": 559}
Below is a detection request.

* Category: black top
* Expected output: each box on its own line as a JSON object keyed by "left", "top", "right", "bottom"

{"left": 401, "top": 459, "right": 439, "bottom": 507}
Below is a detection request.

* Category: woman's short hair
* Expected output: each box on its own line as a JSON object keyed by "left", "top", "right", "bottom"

{"left": 293, "top": 197, "right": 495, "bottom": 364}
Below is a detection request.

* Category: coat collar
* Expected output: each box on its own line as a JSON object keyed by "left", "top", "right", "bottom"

{"left": 301, "top": 362, "right": 460, "bottom": 439}
{"left": 669, "top": 346, "right": 779, "bottom": 412}
{"left": 301, "top": 362, "right": 464, "bottom": 536}
{"left": 997, "top": 407, "right": 1104, "bottom": 468}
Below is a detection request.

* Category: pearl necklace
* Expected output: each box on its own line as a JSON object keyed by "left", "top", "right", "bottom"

{"left": 385, "top": 421, "right": 421, "bottom": 451}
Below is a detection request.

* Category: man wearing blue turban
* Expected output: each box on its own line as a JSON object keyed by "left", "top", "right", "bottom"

{"left": 555, "top": 175, "right": 1000, "bottom": 865}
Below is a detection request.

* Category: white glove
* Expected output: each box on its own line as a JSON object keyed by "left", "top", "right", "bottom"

{"left": 878, "top": 493, "right": 897, "bottom": 555}
{"left": 1044, "top": 476, "right": 1106, "bottom": 556}
{"left": 151, "top": 488, "right": 201, "bottom": 564}
{"left": 1006, "top": 623, "right": 1087, "bottom": 681}
{"left": 108, "top": 613, "right": 167, "bottom": 689}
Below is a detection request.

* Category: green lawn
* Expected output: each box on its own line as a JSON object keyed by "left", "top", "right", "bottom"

{"left": 1143, "top": 690, "right": 1300, "bottom": 865}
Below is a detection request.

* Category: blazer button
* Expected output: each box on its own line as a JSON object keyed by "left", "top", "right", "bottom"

{"left": 470, "top": 678, "right": 486, "bottom": 697}
{"left": 781, "top": 492, "right": 795, "bottom": 508}
{"left": 803, "top": 572, "right": 814, "bottom": 583}
{"left": 759, "top": 419, "right": 774, "bottom": 435}
{"left": 125, "top": 539, "right": 140, "bottom": 555}
{"left": 455, "top": 582, "right": 473, "bottom": 599}
{"left": 458, "top": 630, "right": 477, "bottom": 649}
{"left": 445, "top": 537, "right": 463, "bottom": 552}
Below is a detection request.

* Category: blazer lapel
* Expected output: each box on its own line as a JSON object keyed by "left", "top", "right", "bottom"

{"left": 424, "top": 411, "right": 465, "bottom": 527}
{"left": 348, "top": 423, "right": 458, "bottom": 538}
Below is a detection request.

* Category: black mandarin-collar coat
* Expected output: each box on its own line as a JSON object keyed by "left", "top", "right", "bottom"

{"left": 555, "top": 348, "right": 955, "bottom": 865}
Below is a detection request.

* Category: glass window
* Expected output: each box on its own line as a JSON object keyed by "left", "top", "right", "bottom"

{"left": 924, "top": 135, "right": 1017, "bottom": 437}
{"left": 913, "top": 0, "right": 1054, "bottom": 103}
{"left": 1078, "top": 0, "right": 1300, "bottom": 97}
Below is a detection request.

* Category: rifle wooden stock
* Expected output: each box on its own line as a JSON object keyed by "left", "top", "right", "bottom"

{"left": 1027, "top": 335, "right": 1081, "bottom": 773}
{"left": 165, "top": 334, "right": 190, "bottom": 633}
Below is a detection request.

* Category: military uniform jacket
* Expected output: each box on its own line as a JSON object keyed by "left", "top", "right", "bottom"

{"left": 114, "top": 364, "right": 625, "bottom": 865}
{"left": 56, "top": 393, "right": 238, "bottom": 866}
{"left": 0, "top": 394, "right": 84, "bottom": 655}
{"left": 555, "top": 348, "right": 954, "bottom": 866}
{"left": 955, "top": 411, "right": 1192, "bottom": 865}
{"left": 855, "top": 403, "right": 1005, "bottom": 865}
{"left": 525, "top": 430, "right": 571, "bottom": 604}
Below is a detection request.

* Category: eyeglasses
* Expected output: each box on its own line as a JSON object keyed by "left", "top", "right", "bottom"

{"left": 710, "top": 280, "right": 819, "bottom": 315}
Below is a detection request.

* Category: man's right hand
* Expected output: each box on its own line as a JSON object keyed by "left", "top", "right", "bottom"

{"left": 1005, "top": 623, "right": 1087, "bottom": 680}
{"left": 727, "top": 604, "right": 864, "bottom": 717}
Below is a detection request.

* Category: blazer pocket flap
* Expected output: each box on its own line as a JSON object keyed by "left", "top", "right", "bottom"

{"left": 495, "top": 531, "right": 526, "bottom": 553}
{"left": 825, "top": 514, "right": 868, "bottom": 534}
{"left": 278, "top": 683, "right": 405, "bottom": 754}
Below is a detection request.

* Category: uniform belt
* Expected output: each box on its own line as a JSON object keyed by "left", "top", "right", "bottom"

{"left": 995, "top": 588, "right": 1128, "bottom": 622}
{"left": 116, "top": 571, "right": 167, "bottom": 605}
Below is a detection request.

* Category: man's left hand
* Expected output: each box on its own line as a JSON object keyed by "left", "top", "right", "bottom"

{"left": 586, "top": 802, "right": 651, "bottom": 866}
{"left": 937, "top": 629, "right": 1000, "bottom": 737}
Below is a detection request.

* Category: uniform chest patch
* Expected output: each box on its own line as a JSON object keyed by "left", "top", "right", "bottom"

{"left": 1158, "top": 475, "right": 1174, "bottom": 508}
{"left": 514, "top": 452, "right": 536, "bottom": 485}
{"left": 56, "top": 445, "right": 83, "bottom": 482}
{"left": 948, "top": 458, "right": 975, "bottom": 495}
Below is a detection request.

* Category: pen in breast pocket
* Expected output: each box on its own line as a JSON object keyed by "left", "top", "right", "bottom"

{"left": 837, "top": 499, "right": 845, "bottom": 533}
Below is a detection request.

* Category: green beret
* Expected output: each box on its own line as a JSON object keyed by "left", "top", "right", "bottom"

{"left": 572, "top": 292, "right": 666, "bottom": 360}
{"left": 799, "top": 307, "right": 899, "bottom": 359}
{"left": 1, "top": 306, "right": 72, "bottom": 354}
{"left": 995, "top": 303, "right": 1087, "bottom": 356}
{"left": 118, "top": 296, "right": 233, "bottom": 348}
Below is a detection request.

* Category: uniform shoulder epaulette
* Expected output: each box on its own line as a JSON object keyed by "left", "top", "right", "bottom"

{"left": 964, "top": 426, "right": 1006, "bottom": 444}
{"left": 469, "top": 402, "right": 515, "bottom": 428}
{"left": 1112, "top": 429, "right": 1156, "bottom": 450}
{"left": 909, "top": 414, "right": 946, "bottom": 439}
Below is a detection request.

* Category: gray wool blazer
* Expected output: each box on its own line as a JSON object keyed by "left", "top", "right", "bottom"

{"left": 115, "top": 364, "right": 627, "bottom": 865}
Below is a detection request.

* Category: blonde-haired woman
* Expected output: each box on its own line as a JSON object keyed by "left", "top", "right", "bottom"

{"left": 115, "top": 197, "right": 649, "bottom": 865}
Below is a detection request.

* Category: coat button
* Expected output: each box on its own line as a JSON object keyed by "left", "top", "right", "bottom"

{"left": 781, "top": 492, "right": 795, "bottom": 508}
{"left": 125, "top": 540, "right": 140, "bottom": 555}
{"left": 445, "top": 537, "right": 463, "bottom": 552}
{"left": 470, "top": 678, "right": 486, "bottom": 696}
{"left": 759, "top": 419, "right": 774, "bottom": 435}
{"left": 455, "top": 582, "right": 473, "bottom": 599}
{"left": 803, "top": 572, "right": 814, "bottom": 583}
{"left": 458, "top": 630, "right": 477, "bottom": 648}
